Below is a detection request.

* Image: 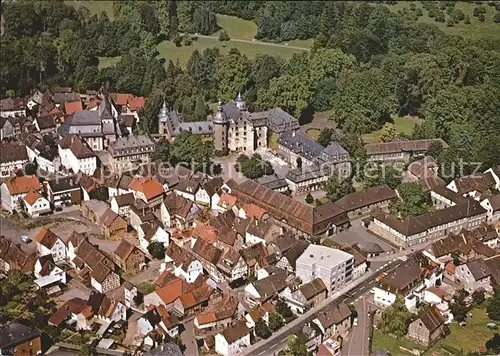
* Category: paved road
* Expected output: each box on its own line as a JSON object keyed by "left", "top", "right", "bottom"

{"left": 180, "top": 319, "right": 199, "bottom": 356}
{"left": 343, "top": 296, "right": 370, "bottom": 356}
{"left": 190, "top": 33, "right": 311, "bottom": 51}
{"left": 242, "top": 259, "right": 403, "bottom": 356}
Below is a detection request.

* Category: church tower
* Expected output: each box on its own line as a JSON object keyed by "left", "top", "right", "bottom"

{"left": 213, "top": 100, "right": 229, "bottom": 152}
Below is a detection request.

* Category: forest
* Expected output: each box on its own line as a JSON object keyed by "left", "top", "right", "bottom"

{"left": 1, "top": 0, "right": 499, "bottom": 175}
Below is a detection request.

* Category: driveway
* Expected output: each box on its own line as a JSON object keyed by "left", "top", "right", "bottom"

{"left": 180, "top": 320, "right": 199, "bottom": 356}
{"left": 331, "top": 220, "right": 395, "bottom": 252}
{"left": 56, "top": 277, "right": 91, "bottom": 303}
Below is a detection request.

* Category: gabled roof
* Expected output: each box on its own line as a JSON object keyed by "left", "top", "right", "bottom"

{"left": 221, "top": 320, "right": 250, "bottom": 344}
{"left": 64, "top": 100, "right": 83, "bottom": 115}
{"left": 192, "top": 238, "right": 222, "bottom": 265}
{"left": 48, "top": 297, "right": 87, "bottom": 326}
{"left": 23, "top": 190, "right": 43, "bottom": 206}
{"left": 164, "top": 193, "right": 193, "bottom": 218}
{"left": 316, "top": 302, "right": 351, "bottom": 329}
{"left": 366, "top": 139, "right": 448, "bottom": 156}
{"left": 113, "top": 192, "right": 135, "bottom": 207}
{"left": 0, "top": 142, "right": 28, "bottom": 165}
{"left": 334, "top": 185, "right": 397, "bottom": 212}
{"left": 100, "top": 208, "right": 125, "bottom": 228}
{"left": 34, "top": 227, "right": 60, "bottom": 249}
{"left": 465, "top": 259, "right": 491, "bottom": 281}
{"left": 299, "top": 278, "right": 327, "bottom": 301}
{"left": 3, "top": 175, "right": 40, "bottom": 195}
{"left": 0, "top": 323, "right": 41, "bottom": 349}
{"left": 155, "top": 278, "right": 185, "bottom": 305}
{"left": 114, "top": 240, "right": 142, "bottom": 261}
{"left": 418, "top": 306, "right": 445, "bottom": 333}
{"left": 129, "top": 175, "right": 163, "bottom": 200}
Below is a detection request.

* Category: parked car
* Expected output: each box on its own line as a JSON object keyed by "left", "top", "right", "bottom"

{"left": 353, "top": 318, "right": 358, "bottom": 327}
{"left": 21, "top": 235, "right": 31, "bottom": 244}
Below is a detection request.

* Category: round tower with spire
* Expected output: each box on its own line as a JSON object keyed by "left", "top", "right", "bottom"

{"left": 213, "top": 100, "right": 229, "bottom": 152}
{"left": 235, "top": 92, "right": 246, "bottom": 111}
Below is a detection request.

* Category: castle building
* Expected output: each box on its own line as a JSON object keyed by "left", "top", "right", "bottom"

{"left": 158, "top": 93, "right": 300, "bottom": 154}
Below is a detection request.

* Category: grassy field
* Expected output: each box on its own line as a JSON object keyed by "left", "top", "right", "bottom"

{"left": 440, "top": 308, "right": 496, "bottom": 354}
{"left": 156, "top": 37, "right": 307, "bottom": 67}
{"left": 216, "top": 14, "right": 257, "bottom": 40}
{"left": 306, "top": 128, "right": 321, "bottom": 140}
{"left": 65, "top": 0, "right": 115, "bottom": 20}
{"left": 372, "top": 329, "right": 424, "bottom": 355}
{"left": 98, "top": 56, "right": 121, "bottom": 70}
{"left": 387, "top": 1, "right": 500, "bottom": 40}
{"left": 362, "top": 116, "right": 422, "bottom": 144}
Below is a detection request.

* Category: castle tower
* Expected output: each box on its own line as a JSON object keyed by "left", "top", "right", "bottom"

{"left": 235, "top": 92, "right": 246, "bottom": 111}
{"left": 213, "top": 100, "right": 229, "bottom": 152}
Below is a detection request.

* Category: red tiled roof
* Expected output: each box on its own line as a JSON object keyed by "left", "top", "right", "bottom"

{"left": 155, "top": 278, "right": 185, "bottom": 305}
{"left": 111, "top": 93, "right": 134, "bottom": 106}
{"left": 64, "top": 100, "right": 83, "bottom": 115}
{"left": 24, "top": 190, "right": 42, "bottom": 206}
{"left": 34, "top": 227, "right": 60, "bottom": 249}
{"left": 128, "top": 175, "right": 163, "bottom": 200}
{"left": 4, "top": 175, "right": 41, "bottom": 195}
{"left": 128, "top": 96, "right": 145, "bottom": 111}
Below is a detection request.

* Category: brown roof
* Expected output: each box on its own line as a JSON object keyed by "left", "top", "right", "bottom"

{"left": 203, "top": 177, "right": 224, "bottom": 197}
{"left": 166, "top": 243, "right": 195, "bottom": 270}
{"left": 111, "top": 93, "right": 134, "bottom": 106}
{"left": 0, "top": 142, "right": 28, "bottom": 164}
{"left": 35, "top": 114, "right": 57, "bottom": 130}
{"left": 192, "top": 238, "right": 222, "bottom": 265}
{"left": 380, "top": 254, "right": 428, "bottom": 292}
{"left": 76, "top": 239, "right": 115, "bottom": 283}
{"left": 113, "top": 193, "right": 135, "bottom": 207}
{"left": 300, "top": 278, "right": 327, "bottom": 300}
{"left": 3, "top": 175, "right": 40, "bottom": 195}
{"left": 252, "top": 268, "right": 288, "bottom": 300}
{"left": 366, "top": 139, "right": 448, "bottom": 156}
{"left": 192, "top": 222, "right": 218, "bottom": 244}
{"left": 34, "top": 227, "right": 60, "bottom": 249}
{"left": 48, "top": 298, "right": 87, "bottom": 326}
{"left": 128, "top": 175, "right": 163, "bottom": 200}
{"left": 241, "top": 242, "right": 269, "bottom": 267}
{"left": 486, "top": 194, "right": 500, "bottom": 212}
{"left": 58, "top": 135, "right": 95, "bottom": 159}
{"left": 222, "top": 320, "right": 250, "bottom": 344}
{"left": 233, "top": 180, "right": 348, "bottom": 235}
{"left": 407, "top": 156, "right": 438, "bottom": 179}
{"left": 155, "top": 270, "right": 179, "bottom": 288}
{"left": 282, "top": 240, "right": 310, "bottom": 270}
{"left": 373, "top": 199, "right": 486, "bottom": 237}
{"left": 334, "top": 185, "right": 397, "bottom": 212}
{"left": 0, "top": 236, "right": 36, "bottom": 273}
{"left": 164, "top": 193, "right": 193, "bottom": 218}
{"left": 176, "top": 178, "right": 200, "bottom": 194}
{"left": 179, "top": 283, "right": 213, "bottom": 309}
{"left": 114, "top": 240, "right": 141, "bottom": 261}
{"left": 431, "top": 185, "right": 468, "bottom": 205}
{"left": 316, "top": 302, "right": 351, "bottom": 329}
{"left": 485, "top": 255, "right": 500, "bottom": 289}
{"left": 430, "top": 229, "right": 497, "bottom": 259}
{"left": 100, "top": 208, "right": 125, "bottom": 228}
{"left": 415, "top": 176, "right": 445, "bottom": 192}
{"left": 452, "top": 172, "right": 496, "bottom": 195}
{"left": 418, "top": 306, "right": 445, "bottom": 333}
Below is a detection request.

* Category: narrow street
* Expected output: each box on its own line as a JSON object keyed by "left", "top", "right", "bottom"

{"left": 180, "top": 319, "right": 199, "bottom": 356}
{"left": 343, "top": 296, "right": 371, "bottom": 356}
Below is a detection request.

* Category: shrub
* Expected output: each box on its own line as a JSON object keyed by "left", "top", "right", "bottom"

{"left": 219, "top": 30, "right": 230, "bottom": 41}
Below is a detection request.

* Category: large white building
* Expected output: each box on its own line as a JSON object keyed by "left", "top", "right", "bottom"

{"left": 295, "top": 245, "right": 354, "bottom": 293}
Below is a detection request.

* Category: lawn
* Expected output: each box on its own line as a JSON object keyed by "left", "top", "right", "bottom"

{"left": 216, "top": 14, "right": 257, "bottom": 40}
{"left": 98, "top": 56, "right": 121, "bottom": 69}
{"left": 137, "top": 282, "right": 155, "bottom": 295}
{"left": 386, "top": 1, "right": 500, "bottom": 40}
{"left": 64, "top": 0, "right": 115, "bottom": 20}
{"left": 371, "top": 329, "right": 424, "bottom": 355}
{"left": 440, "top": 308, "right": 496, "bottom": 354}
{"left": 362, "top": 116, "right": 422, "bottom": 144}
{"left": 305, "top": 128, "right": 321, "bottom": 140}
{"left": 156, "top": 37, "right": 307, "bottom": 67}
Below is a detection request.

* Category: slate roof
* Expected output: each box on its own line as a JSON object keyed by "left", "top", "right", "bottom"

{"left": 107, "top": 135, "right": 155, "bottom": 158}
{"left": 334, "top": 185, "right": 397, "bottom": 212}
{"left": 372, "top": 199, "right": 486, "bottom": 237}
{"left": 0, "top": 323, "right": 41, "bottom": 350}
{"left": 466, "top": 259, "right": 491, "bottom": 281}
{"left": 47, "top": 176, "right": 80, "bottom": 193}
{"left": 255, "top": 173, "right": 288, "bottom": 190}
